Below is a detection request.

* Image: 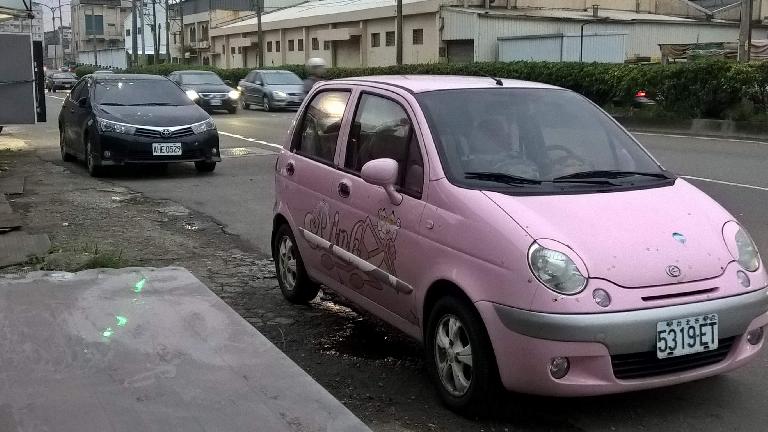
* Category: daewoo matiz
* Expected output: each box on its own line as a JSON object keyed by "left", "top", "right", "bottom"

{"left": 271, "top": 76, "right": 767, "bottom": 415}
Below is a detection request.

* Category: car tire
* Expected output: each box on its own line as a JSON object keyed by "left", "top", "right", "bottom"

{"left": 241, "top": 99, "right": 249, "bottom": 110}
{"left": 263, "top": 97, "right": 272, "bottom": 112}
{"left": 52, "top": 87, "right": 57, "bottom": 93}
{"left": 227, "top": 106, "right": 237, "bottom": 114}
{"left": 273, "top": 224, "right": 320, "bottom": 304}
{"left": 60, "top": 129, "right": 75, "bottom": 162}
{"left": 85, "top": 136, "right": 104, "bottom": 177}
{"left": 194, "top": 161, "right": 216, "bottom": 172}
{"left": 425, "top": 296, "right": 501, "bottom": 417}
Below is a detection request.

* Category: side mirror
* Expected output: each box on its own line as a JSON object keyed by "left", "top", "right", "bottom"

{"left": 361, "top": 158, "right": 402, "bottom": 205}
{"left": 76, "top": 97, "right": 88, "bottom": 108}
{"left": 224, "top": 80, "right": 233, "bottom": 86}
{"left": 254, "top": 81, "right": 262, "bottom": 86}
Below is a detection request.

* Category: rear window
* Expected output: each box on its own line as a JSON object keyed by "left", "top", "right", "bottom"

{"left": 262, "top": 72, "right": 302, "bottom": 85}
{"left": 180, "top": 73, "right": 224, "bottom": 85}
{"left": 53, "top": 73, "right": 75, "bottom": 79}
{"left": 93, "top": 79, "right": 194, "bottom": 106}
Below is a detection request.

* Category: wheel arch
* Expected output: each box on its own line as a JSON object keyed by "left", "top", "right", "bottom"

{"left": 422, "top": 279, "right": 476, "bottom": 340}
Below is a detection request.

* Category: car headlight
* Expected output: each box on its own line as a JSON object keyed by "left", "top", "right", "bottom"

{"left": 735, "top": 228, "right": 760, "bottom": 272}
{"left": 96, "top": 118, "right": 135, "bottom": 135}
{"left": 186, "top": 89, "right": 200, "bottom": 101}
{"left": 273, "top": 90, "right": 287, "bottom": 99}
{"left": 191, "top": 118, "right": 215, "bottom": 134}
{"left": 228, "top": 90, "right": 240, "bottom": 99}
{"left": 528, "top": 243, "right": 587, "bottom": 295}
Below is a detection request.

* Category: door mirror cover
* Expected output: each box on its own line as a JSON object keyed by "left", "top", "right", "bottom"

{"left": 76, "top": 97, "right": 89, "bottom": 108}
{"left": 361, "top": 158, "right": 403, "bottom": 205}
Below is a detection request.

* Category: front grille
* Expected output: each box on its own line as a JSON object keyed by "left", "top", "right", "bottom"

{"left": 288, "top": 92, "right": 303, "bottom": 97}
{"left": 134, "top": 127, "right": 195, "bottom": 139}
{"left": 200, "top": 93, "right": 227, "bottom": 99}
{"left": 611, "top": 336, "right": 736, "bottom": 380}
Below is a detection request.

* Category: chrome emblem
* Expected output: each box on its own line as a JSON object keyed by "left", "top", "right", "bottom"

{"left": 161, "top": 129, "right": 172, "bottom": 137}
{"left": 666, "top": 265, "right": 681, "bottom": 278}
{"left": 672, "top": 232, "right": 686, "bottom": 244}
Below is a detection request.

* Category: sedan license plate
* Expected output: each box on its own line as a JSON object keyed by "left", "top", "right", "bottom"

{"left": 152, "top": 143, "right": 182, "bottom": 156}
{"left": 209, "top": 99, "right": 222, "bottom": 106}
{"left": 657, "top": 314, "right": 718, "bottom": 359}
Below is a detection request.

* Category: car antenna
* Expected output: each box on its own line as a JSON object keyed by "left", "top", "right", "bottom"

{"left": 481, "top": 73, "right": 503, "bottom": 86}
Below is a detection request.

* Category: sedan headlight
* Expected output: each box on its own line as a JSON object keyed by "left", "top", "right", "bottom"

{"left": 96, "top": 118, "right": 135, "bottom": 135}
{"left": 191, "top": 118, "right": 216, "bottom": 134}
{"left": 272, "top": 90, "right": 287, "bottom": 99}
{"left": 186, "top": 89, "right": 200, "bottom": 101}
{"left": 528, "top": 244, "right": 587, "bottom": 295}
{"left": 735, "top": 228, "right": 760, "bottom": 272}
{"left": 228, "top": 90, "right": 240, "bottom": 99}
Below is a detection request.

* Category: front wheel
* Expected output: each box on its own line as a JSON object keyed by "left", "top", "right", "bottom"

{"left": 60, "top": 129, "right": 75, "bottom": 162}
{"left": 85, "top": 136, "right": 104, "bottom": 177}
{"left": 241, "top": 99, "right": 250, "bottom": 110}
{"left": 426, "top": 296, "right": 500, "bottom": 417}
{"left": 227, "top": 106, "right": 237, "bottom": 114}
{"left": 263, "top": 97, "right": 273, "bottom": 112}
{"left": 273, "top": 224, "right": 320, "bottom": 304}
{"left": 194, "top": 161, "right": 216, "bottom": 172}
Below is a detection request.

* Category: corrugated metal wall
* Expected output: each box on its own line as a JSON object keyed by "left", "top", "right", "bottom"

{"left": 498, "top": 35, "right": 563, "bottom": 62}
{"left": 443, "top": 9, "right": 742, "bottom": 61}
{"left": 498, "top": 33, "right": 626, "bottom": 63}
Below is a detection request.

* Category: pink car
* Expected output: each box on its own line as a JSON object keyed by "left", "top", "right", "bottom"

{"left": 271, "top": 76, "right": 767, "bottom": 415}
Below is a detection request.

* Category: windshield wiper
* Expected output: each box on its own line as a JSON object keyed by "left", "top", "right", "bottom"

{"left": 553, "top": 170, "right": 671, "bottom": 182}
{"left": 99, "top": 102, "right": 126, "bottom": 106}
{"left": 465, "top": 171, "right": 542, "bottom": 186}
{"left": 124, "top": 102, "right": 179, "bottom": 106}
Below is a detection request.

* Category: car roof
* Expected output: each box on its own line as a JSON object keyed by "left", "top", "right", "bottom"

{"left": 174, "top": 70, "right": 218, "bottom": 75}
{"left": 333, "top": 75, "right": 561, "bottom": 93}
{"left": 91, "top": 73, "right": 168, "bottom": 81}
{"left": 255, "top": 70, "right": 296, "bottom": 73}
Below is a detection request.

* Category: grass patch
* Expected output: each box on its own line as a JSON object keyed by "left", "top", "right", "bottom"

{"left": 78, "top": 251, "right": 129, "bottom": 270}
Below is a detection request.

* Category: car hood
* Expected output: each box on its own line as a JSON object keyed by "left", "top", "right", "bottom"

{"left": 483, "top": 180, "right": 735, "bottom": 288}
{"left": 95, "top": 104, "right": 209, "bottom": 127}
{"left": 182, "top": 83, "right": 233, "bottom": 94}
{"left": 268, "top": 84, "right": 304, "bottom": 94}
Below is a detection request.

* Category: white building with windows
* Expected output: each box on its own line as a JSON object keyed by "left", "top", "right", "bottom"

{"left": 123, "top": 5, "right": 169, "bottom": 61}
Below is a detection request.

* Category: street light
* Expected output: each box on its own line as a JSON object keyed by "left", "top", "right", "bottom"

{"left": 39, "top": 2, "right": 70, "bottom": 68}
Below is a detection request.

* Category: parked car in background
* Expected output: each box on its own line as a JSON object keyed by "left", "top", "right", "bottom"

{"left": 169, "top": 70, "right": 240, "bottom": 114}
{"left": 46, "top": 72, "right": 77, "bottom": 92}
{"left": 272, "top": 75, "right": 767, "bottom": 416}
{"left": 93, "top": 70, "right": 114, "bottom": 74}
{"left": 58, "top": 74, "right": 220, "bottom": 176}
{"left": 238, "top": 70, "right": 305, "bottom": 112}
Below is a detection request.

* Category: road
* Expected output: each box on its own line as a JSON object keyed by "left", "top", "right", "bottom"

{"left": 15, "top": 92, "right": 768, "bottom": 431}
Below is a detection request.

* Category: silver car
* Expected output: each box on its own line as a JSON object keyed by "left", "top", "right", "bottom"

{"left": 238, "top": 70, "right": 305, "bottom": 112}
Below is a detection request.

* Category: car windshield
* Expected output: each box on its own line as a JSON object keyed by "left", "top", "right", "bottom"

{"left": 181, "top": 73, "right": 225, "bottom": 85}
{"left": 418, "top": 88, "right": 666, "bottom": 191}
{"left": 93, "top": 79, "right": 194, "bottom": 106}
{"left": 53, "top": 73, "right": 75, "bottom": 79}
{"left": 262, "top": 72, "right": 302, "bottom": 85}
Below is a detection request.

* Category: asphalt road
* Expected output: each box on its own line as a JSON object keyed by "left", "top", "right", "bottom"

{"left": 20, "top": 93, "right": 768, "bottom": 431}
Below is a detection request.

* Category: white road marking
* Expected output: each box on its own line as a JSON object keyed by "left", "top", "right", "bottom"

{"left": 633, "top": 132, "right": 768, "bottom": 145}
{"left": 682, "top": 176, "right": 768, "bottom": 192}
{"left": 47, "top": 95, "right": 66, "bottom": 100}
{"left": 219, "top": 131, "right": 282, "bottom": 150}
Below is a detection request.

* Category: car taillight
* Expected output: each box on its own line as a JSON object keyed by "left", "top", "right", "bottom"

{"left": 635, "top": 90, "right": 647, "bottom": 97}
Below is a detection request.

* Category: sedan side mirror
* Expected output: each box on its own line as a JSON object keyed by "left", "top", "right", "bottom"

{"left": 254, "top": 81, "right": 262, "bottom": 86}
{"left": 361, "top": 158, "right": 402, "bottom": 205}
{"left": 76, "top": 97, "right": 89, "bottom": 108}
{"left": 224, "top": 80, "right": 233, "bottom": 86}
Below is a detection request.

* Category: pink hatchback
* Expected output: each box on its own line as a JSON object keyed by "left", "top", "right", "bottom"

{"left": 271, "top": 76, "right": 768, "bottom": 414}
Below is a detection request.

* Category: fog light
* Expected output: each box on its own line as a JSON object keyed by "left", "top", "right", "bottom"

{"left": 747, "top": 327, "right": 764, "bottom": 345}
{"left": 212, "top": 148, "right": 218, "bottom": 155}
{"left": 737, "top": 270, "right": 750, "bottom": 288}
{"left": 592, "top": 288, "right": 611, "bottom": 308}
{"left": 103, "top": 150, "right": 111, "bottom": 159}
{"left": 549, "top": 357, "right": 570, "bottom": 379}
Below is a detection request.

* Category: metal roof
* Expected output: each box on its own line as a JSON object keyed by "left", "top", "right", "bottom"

{"left": 333, "top": 75, "right": 560, "bottom": 93}
{"left": 445, "top": 7, "right": 731, "bottom": 24}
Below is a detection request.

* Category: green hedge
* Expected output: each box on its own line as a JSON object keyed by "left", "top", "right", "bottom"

{"left": 76, "top": 61, "right": 768, "bottom": 120}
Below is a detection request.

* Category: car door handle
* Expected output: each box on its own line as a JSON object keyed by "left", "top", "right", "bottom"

{"left": 338, "top": 180, "right": 351, "bottom": 198}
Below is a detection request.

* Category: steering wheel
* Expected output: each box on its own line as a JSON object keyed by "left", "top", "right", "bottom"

{"left": 545, "top": 145, "right": 591, "bottom": 175}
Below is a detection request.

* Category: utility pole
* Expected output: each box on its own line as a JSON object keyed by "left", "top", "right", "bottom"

{"left": 51, "top": 13, "right": 58, "bottom": 68}
{"left": 152, "top": 0, "right": 158, "bottom": 64}
{"left": 132, "top": 0, "right": 138, "bottom": 66}
{"left": 257, "top": 0, "right": 263, "bottom": 67}
{"left": 165, "top": 0, "right": 170, "bottom": 62}
{"left": 738, "top": 0, "right": 752, "bottom": 63}
{"left": 395, "top": 0, "right": 402, "bottom": 65}
{"left": 57, "top": 1, "right": 64, "bottom": 64}
{"left": 179, "top": 3, "right": 185, "bottom": 64}
{"left": 90, "top": 6, "right": 98, "bottom": 65}
{"left": 140, "top": 0, "right": 146, "bottom": 63}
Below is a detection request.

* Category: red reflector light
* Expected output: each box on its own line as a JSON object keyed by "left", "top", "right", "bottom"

{"left": 635, "top": 90, "right": 647, "bottom": 97}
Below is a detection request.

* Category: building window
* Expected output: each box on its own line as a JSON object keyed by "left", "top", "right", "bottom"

{"left": 385, "top": 31, "right": 395, "bottom": 47}
{"left": 84, "top": 15, "right": 104, "bottom": 35}
{"left": 311, "top": 37, "right": 319, "bottom": 50}
{"left": 288, "top": 39, "right": 294, "bottom": 51}
{"left": 267, "top": 41, "right": 272, "bottom": 52}
{"left": 125, "top": 28, "right": 130, "bottom": 37}
{"left": 231, "top": 46, "right": 235, "bottom": 55}
{"left": 276, "top": 40, "right": 280, "bottom": 52}
{"left": 201, "top": 24, "right": 208, "bottom": 40}
{"left": 297, "top": 38, "right": 303, "bottom": 51}
{"left": 323, "top": 40, "right": 330, "bottom": 50}
{"left": 237, "top": 46, "right": 242, "bottom": 54}
{"left": 190, "top": 27, "right": 196, "bottom": 42}
{"left": 173, "top": 33, "right": 176, "bottom": 44}
{"left": 412, "top": 28, "right": 423, "bottom": 45}
{"left": 371, "top": 32, "right": 380, "bottom": 47}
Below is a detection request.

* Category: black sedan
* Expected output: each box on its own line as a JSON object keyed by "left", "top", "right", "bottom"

{"left": 168, "top": 70, "right": 240, "bottom": 114}
{"left": 58, "top": 74, "right": 221, "bottom": 177}
{"left": 46, "top": 72, "right": 78, "bottom": 92}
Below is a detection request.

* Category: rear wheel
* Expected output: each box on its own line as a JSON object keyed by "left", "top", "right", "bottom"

{"left": 194, "top": 161, "right": 216, "bottom": 172}
{"left": 60, "top": 129, "right": 75, "bottom": 162}
{"left": 227, "top": 106, "right": 237, "bottom": 114}
{"left": 273, "top": 224, "right": 320, "bottom": 304}
{"left": 426, "top": 296, "right": 500, "bottom": 417}
{"left": 85, "top": 136, "right": 104, "bottom": 177}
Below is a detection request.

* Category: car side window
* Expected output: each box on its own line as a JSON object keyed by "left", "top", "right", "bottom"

{"left": 243, "top": 71, "right": 254, "bottom": 82}
{"left": 254, "top": 73, "right": 262, "bottom": 84}
{"left": 344, "top": 93, "right": 424, "bottom": 197}
{"left": 293, "top": 90, "right": 351, "bottom": 164}
{"left": 70, "top": 80, "right": 87, "bottom": 101}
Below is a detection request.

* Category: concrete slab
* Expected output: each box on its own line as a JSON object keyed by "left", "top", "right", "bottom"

{"left": 0, "top": 267, "right": 371, "bottom": 432}
{"left": 0, "top": 231, "right": 50, "bottom": 266}
{"left": 0, "top": 175, "right": 24, "bottom": 195}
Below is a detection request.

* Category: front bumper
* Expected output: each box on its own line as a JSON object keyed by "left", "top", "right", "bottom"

{"left": 478, "top": 287, "right": 768, "bottom": 396}
{"left": 271, "top": 96, "right": 304, "bottom": 108}
{"left": 197, "top": 97, "right": 238, "bottom": 110}
{"left": 94, "top": 130, "right": 221, "bottom": 165}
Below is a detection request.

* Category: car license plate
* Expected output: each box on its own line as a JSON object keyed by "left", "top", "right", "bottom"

{"left": 209, "top": 99, "right": 222, "bottom": 106}
{"left": 152, "top": 143, "right": 182, "bottom": 156}
{"left": 657, "top": 314, "right": 718, "bottom": 359}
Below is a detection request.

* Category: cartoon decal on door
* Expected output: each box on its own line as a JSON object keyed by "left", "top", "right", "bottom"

{"left": 298, "top": 201, "right": 413, "bottom": 295}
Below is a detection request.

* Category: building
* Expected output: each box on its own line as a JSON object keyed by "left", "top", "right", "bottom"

{"left": 71, "top": 0, "right": 130, "bottom": 68}
{"left": 208, "top": 0, "right": 768, "bottom": 68}
{"left": 123, "top": 3, "right": 169, "bottom": 63}
{"left": 0, "top": 2, "right": 43, "bottom": 41}
{"left": 44, "top": 26, "right": 73, "bottom": 68}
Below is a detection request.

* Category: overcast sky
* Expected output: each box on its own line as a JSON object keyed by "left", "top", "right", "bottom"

{"left": 39, "top": 0, "right": 71, "bottom": 31}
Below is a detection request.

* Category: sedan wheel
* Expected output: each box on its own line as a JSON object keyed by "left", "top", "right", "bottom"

{"left": 60, "top": 130, "right": 74, "bottom": 162}
{"left": 85, "top": 137, "right": 103, "bottom": 177}
{"left": 241, "top": 99, "right": 249, "bottom": 110}
{"left": 272, "top": 224, "right": 320, "bottom": 304}
{"left": 263, "top": 97, "right": 272, "bottom": 112}
{"left": 435, "top": 315, "right": 474, "bottom": 397}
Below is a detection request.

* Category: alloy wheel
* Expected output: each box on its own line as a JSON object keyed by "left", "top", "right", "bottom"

{"left": 278, "top": 235, "right": 298, "bottom": 291}
{"left": 434, "top": 314, "right": 473, "bottom": 397}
